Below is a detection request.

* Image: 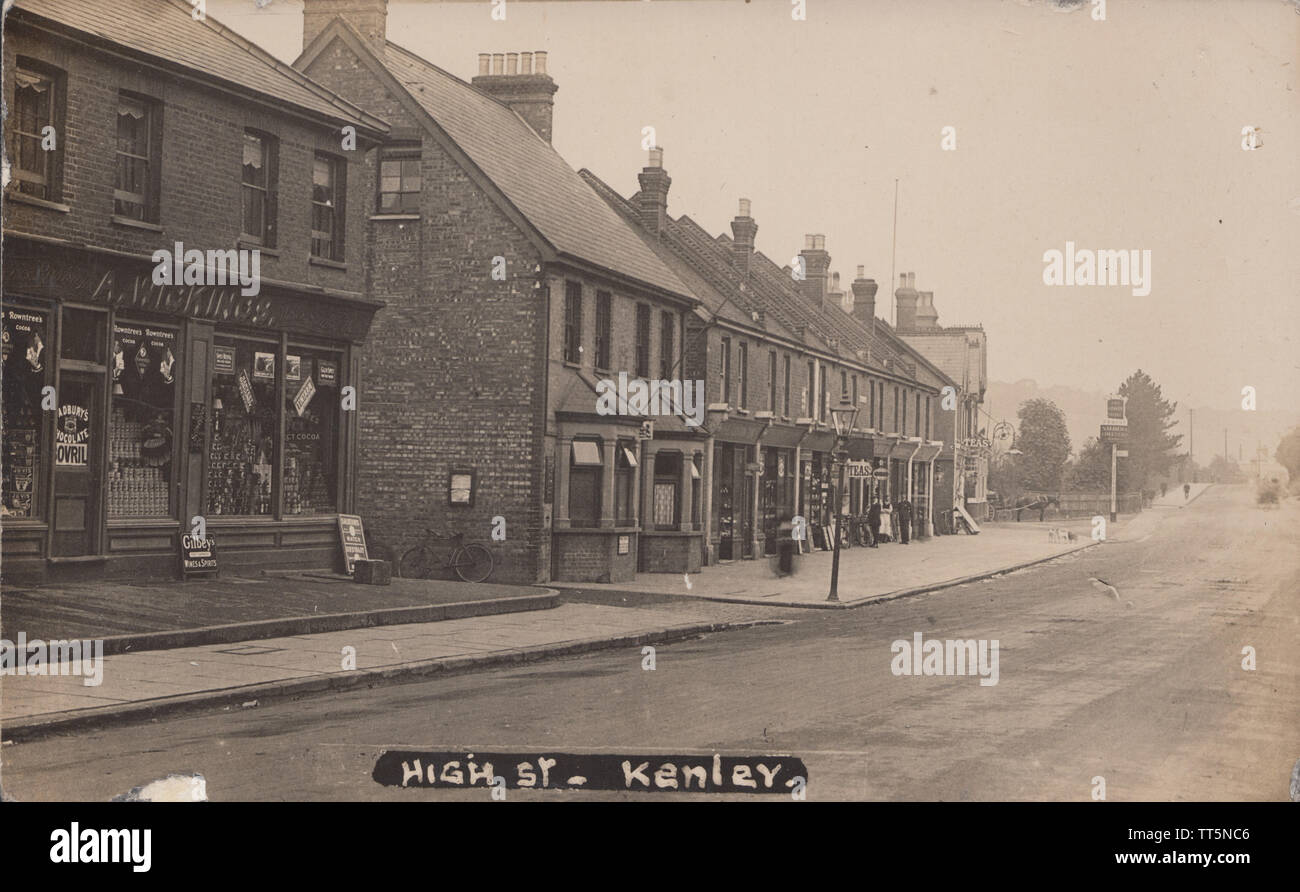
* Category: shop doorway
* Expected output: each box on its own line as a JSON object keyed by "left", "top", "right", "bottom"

{"left": 51, "top": 307, "right": 107, "bottom": 557}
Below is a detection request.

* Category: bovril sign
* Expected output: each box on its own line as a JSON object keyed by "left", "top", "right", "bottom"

{"left": 55, "top": 404, "right": 90, "bottom": 465}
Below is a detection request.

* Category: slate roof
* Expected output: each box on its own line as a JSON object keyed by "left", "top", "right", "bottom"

{"left": 12, "top": 0, "right": 387, "bottom": 132}
{"left": 376, "top": 40, "right": 695, "bottom": 300}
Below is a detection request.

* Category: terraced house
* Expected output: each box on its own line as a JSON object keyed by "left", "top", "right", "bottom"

{"left": 584, "top": 150, "right": 958, "bottom": 564}
{"left": 2, "top": 0, "right": 388, "bottom": 582}
{"left": 294, "top": 0, "right": 703, "bottom": 584}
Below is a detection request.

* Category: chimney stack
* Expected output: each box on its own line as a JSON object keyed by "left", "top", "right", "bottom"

{"left": 851, "top": 265, "right": 878, "bottom": 329}
{"left": 303, "top": 0, "right": 389, "bottom": 52}
{"left": 915, "top": 290, "right": 939, "bottom": 329}
{"left": 637, "top": 146, "right": 672, "bottom": 237}
{"left": 798, "top": 234, "right": 830, "bottom": 307}
{"left": 895, "top": 271, "right": 919, "bottom": 330}
{"left": 471, "top": 49, "right": 559, "bottom": 142}
{"left": 731, "top": 198, "right": 758, "bottom": 276}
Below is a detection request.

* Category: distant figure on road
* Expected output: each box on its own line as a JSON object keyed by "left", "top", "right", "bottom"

{"left": 1160, "top": 482, "right": 1168, "bottom": 498}
{"left": 1183, "top": 483, "right": 1191, "bottom": 500}
{"left": 867, "top": 499, "right": 881, "bottom": 547}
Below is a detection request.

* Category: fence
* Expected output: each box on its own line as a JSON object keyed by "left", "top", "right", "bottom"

{"left": 993, "top": 491, "right": 1144, "bottom": 521}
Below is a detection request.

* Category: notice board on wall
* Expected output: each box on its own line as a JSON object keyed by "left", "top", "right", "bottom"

{"left": 337, "top": 514, "right": 369, "bottom": 575}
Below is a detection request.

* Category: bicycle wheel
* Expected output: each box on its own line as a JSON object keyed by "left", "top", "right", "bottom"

{"left": 398, "top": 545, "right": 436, "bottom": 580}
{"left": 451, "top": 544, "right": 494, "bottom": 583}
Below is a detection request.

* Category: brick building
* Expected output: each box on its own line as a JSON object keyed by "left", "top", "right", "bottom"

{"left": 2, "top": 0, "right": 388, "bottom": 581}
{"left": 294, "top": 1, "right": 703, "bottom": 583}
{"left": 584, "top": 153, "right": 957, "bottom": 559}
{"left": 893, "top": 273, "right": 990, "bottom": 526}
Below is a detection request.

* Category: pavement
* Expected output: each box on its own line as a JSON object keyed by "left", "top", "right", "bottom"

{"left": 1150, "top": 482, "right": 1213, "bottom": 508}
{"left": 4, "top": 484, "right": 1292, "bottom": 801}
{"left": 549, "top": 523, "right": 1101, "bottom": 608}
{"left": 0, "top": 504, "right": 1150, "bottom": 740}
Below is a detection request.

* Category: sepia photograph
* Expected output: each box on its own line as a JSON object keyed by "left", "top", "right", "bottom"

{"left": 1, "top": 0, "right": 1297, "bottom": 873}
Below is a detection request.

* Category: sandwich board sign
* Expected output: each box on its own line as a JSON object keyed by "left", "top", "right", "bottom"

{"left": 179, "top": 533, "right": 218, "bottom": 579}
{"left": 337, "top": 514, "right": 369, "bottom": 575}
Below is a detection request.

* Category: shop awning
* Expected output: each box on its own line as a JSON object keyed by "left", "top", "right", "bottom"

{"left": 889, "top": 438, "right": 923, "bottom": 461}
{"left": 621, "top": 445, "right": 639, "bottom": 467}
{"left": 761, "top": 422, "right": 807, "bottom": 449}
{"left": 914, "top": 442, "right": 942, "bottom": 463}
{"left": 845, "top": 436, "right": 874, "bottom": 461}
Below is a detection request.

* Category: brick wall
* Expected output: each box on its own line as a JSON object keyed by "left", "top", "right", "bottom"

{"left": 3, "top": 25, "right": 368, "bottom": 296}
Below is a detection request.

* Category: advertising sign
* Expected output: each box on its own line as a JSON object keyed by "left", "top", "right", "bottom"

{"left": 1100, "top": 423, "right": 1130, "bottom": 444}
{"left": 55, "top": 404, "right": 90, "bottom": 465}
{"left": 179, "top": 533, "right": 218, "bottom": 577}
{"left": 337, "top": 514, "right": 369, "bottom": 575}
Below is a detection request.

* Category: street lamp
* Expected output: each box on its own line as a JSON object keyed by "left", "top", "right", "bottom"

{"left": 827, "top": 399, "right": 860, "bottom": 602}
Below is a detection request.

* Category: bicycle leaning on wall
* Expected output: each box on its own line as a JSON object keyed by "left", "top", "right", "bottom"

{"left": 397, "top": 528, "right": 495, "bottom": 583}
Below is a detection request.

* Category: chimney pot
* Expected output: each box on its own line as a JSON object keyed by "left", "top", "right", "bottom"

{"left": 814, "top": 234, "right": 826, "bottom": 251}
{"left": 647, "top": 146, "right": 663, "bottom": 168}
{"left": 804, "top": 234, "right": 816, "bottom": 250}
{"left": 492, "top": 53, "right": 504, "bottom": 74}
{"left": 478, "top": 53, "right": 491, "bottom": 75}
{"left": 473, "top": 49, "right": 558, "bottom": 142}
{"left": 520, "top": 51, "right": 533, "bottom": 74}
{"left": 856, "top": 264, "right": 865, "bottom": 278}
{"left": 534, "top": 51, "right": 548, "bottom": 74}
{"left": 506, "top": 52, "right": 518, "bottom": 75}
{"left": 738, "top": 197, "right": 751, "bottom": 217}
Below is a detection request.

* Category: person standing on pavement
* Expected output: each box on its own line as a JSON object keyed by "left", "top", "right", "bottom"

{"left": 866, "top": 499, "right": 881, "bottom": 547}
{"left": 1183, "top": 482, "right": 1190, "bottom": 500}
{"left": 898, "top": 497, "right": 912, "bottom": 544}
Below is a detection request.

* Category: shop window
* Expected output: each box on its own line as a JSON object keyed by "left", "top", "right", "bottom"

{"left": 9, "top": 60, "right": 65, "bottom": 201}
{"left": 2, "top": 306, "right": 50, "bottom": 519}
{"left": 108, "top": 322, "right": 177, "bottom": 518}
{"left": 115, "top": 92, "right": 161, "bottom": 223}
{"left": 208, "top": 338, "right": 278, "bottom": 516}
{"left": 60, "top": 307, "right": 106, "bottom": 364}
{"left": 377, "top": 144, "right": 420, "bottom": 214}
{"left": 569, "top": 439, "right": 602, "bottom": 528}
{"left": 691, "top": 454, "right": 701, "bottom": 525}
{"left": 563, "top": 281, "right": 581, "bottom": 364}
{"left": 635, "top": 304, "right": 650, "bottom": 378}
{"left": 615, "top": 440, "right": 636, "bottom": 526}
{"left": 653, "top": 451, "right": 681, "bottom": 529}
{"left": 283, "top": 347, "right": 341, "bottom": 515}
{"left": 595, "top": 291, "right": 611, "bottom": 370}
{"left": 242, "top": 130, "right": 279, "bottom": 246}
{"left": 311, "top": 153, "right": 345, "bottom": 261}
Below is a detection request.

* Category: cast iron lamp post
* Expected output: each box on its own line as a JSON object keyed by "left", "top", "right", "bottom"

{"left": 827, "top": 399, "right": 860, "bottom": 602}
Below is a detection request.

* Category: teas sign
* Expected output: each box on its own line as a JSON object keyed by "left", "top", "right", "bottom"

{"left": 55, "top": 404, "right": 90, "bottom": 465}
{"left": 180, "top": 533, "right": 218, "bottom": 577}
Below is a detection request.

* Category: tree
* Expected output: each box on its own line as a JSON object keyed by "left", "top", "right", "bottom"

{"left": 1068, "top": 437, "right": 1111, "bottom": 490}
{"left": 1016, "top": 399, "right": 1071, "bottom": 491}
{"left": 1116, "top": 370, "right": 1182, "bottom": 491}
{"left": 1277, "top": 426, "right": 1300, "bottom": 481}
{"left": 1207, "top": 455, "right": 1245, "bottom": 483}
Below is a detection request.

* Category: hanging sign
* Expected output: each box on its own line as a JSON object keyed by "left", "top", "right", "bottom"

{"left": 293, "top": 376, "right": 316, "bottom": 417}
{"left": 846, "top": 461, "right": 872, "bottom": 478}
{"left": 237, "top": 368, "right": 255, "bottom": 412}
{"left": 337, "top": 514, "right": 369, "bottom": 575}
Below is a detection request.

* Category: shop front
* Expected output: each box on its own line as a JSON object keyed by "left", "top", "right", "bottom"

{"left": 1, "top": 240, "right": 379, "bottom": 582}
{"left": 708, "top": 412, "right": 770, "bottom": 561}
{"left": 757, "top": 423, "right": 802, "bottom": 556}
{"left": 909, "top": 441, "right": 943, "bottom": 537}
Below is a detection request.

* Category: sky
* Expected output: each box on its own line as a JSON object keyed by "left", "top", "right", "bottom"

{"left": 212, "top": 0, "right": 1299, "bottom": 421}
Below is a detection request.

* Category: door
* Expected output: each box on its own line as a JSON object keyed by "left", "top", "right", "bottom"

{"left": 51, "top": 370, "right": 104, "bottom": 556}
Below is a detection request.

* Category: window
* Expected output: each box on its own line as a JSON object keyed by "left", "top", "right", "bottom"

{"left": 915, "top": 393, "right": 922, "bottom": 437}
{"left": 925, "top": 396, "right": 931, "bottom": 440}
{"left": 868, "top": 379, "right": 875, "bottom": 428}
{"left": 311, "top": 153, "right": 345, "bottom": 260}
{"left": 635, "top": 304, "right": 651, "bottom": 378}
{"left": 2, "top": 306, "right": 51, "bottom": 519}
{"left": 721, "top": 337, "right": 732, "bottom": 404}
{"left": 615, "top": 440, "right": 637, "bottom": 526}
{"left": 738, "top": 342, "right": 749, "bottom": 409}
{"left": 563, "top": 281, "right": 582, "bottom": 364}
{"left": 208, "top": 337, "right": 279, "bottom": 516}
{"left": 806, "top": 361, "right": 815, "bottom": 415}
{"left": 852, "top": 375, "right": 859, "bottom": 415}
{"left": 660, "top": 311, "right": 674, "bottom": 379}
{"left": 841, "top": 370, "right": 848, "bottom": 402}
{"left": 768, "top": 351, "right": 777, "bottom": 412}
{"left": 378, "top": 144, "right": 420, "bottom": 213}
{"left": 878, "top": 382, "right": 884, "bottom": 429}
{"left": 595, "top": 291, "right": 612, "bottom": 370}
{"left": 819, "top": 363, "right": 828, "bottom": 421}
{"left": 115, "top": 92, "right": 161, "bottom": 222}
{"left": 283, "top": 346, "right": 342, "bottom": 515}
{"left": 241, "top": 130, "right": 278, "bottom": 246}
{"left": 569, "top": 439, "right": 602, "bottom": 528}
{"left": 893, "top": 386, "right": 900, "bottom": 433}
{"left": 9, "top": 61, "right": 64, "bottom": 201}
{"left": 902, "top": 389, "right": 908, "bottom": 434}
{"left": 653, "top": 451, "right": 681, "bottom": 529}
{"left": 109, "top": 322, "right": 178, "bottom": 518}
{"left": 691, "top": 454, "right": 702, "bottom": 525}
{"left": 782, "top": 355, "right": 791, "bottom": 417}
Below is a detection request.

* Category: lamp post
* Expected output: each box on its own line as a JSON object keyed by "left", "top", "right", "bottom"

{"left": 827, "top": 399, "right": 860, "bottom": 602}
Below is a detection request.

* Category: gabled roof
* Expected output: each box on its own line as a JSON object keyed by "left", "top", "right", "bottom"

{"left": 294, "top": 18, "right": 694, "bottom": 301}
{"left": 12, "top": 0, "right": 388, "bottom": 134}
